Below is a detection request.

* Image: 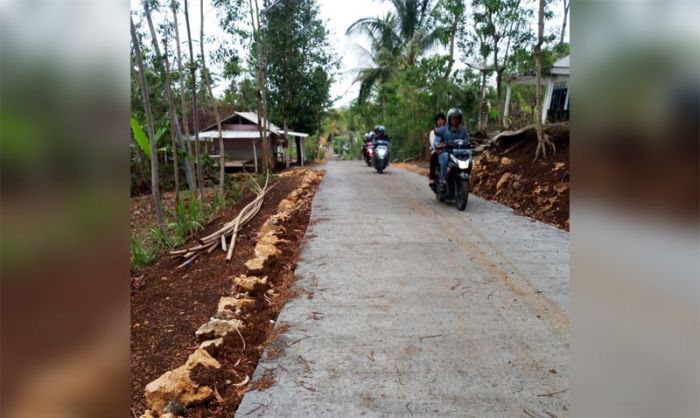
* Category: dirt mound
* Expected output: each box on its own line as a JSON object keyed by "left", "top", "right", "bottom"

{"left": 471, "top": 123, "right": 569, "bottom": 230}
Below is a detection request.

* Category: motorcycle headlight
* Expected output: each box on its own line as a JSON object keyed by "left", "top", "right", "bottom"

{"left": 377, "top": 148, "right": 387, "bottom": 156}
{"left": 458, "top": 159, "right": 469, "bottom": 170}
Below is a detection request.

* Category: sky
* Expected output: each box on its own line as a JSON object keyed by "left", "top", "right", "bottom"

{"left": 131, "top": 0, "right": 569, "bottom": 109}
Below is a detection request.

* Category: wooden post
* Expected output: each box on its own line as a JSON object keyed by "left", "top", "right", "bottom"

{"left": 252, "top": 140, "right": 258, "bottom": 173}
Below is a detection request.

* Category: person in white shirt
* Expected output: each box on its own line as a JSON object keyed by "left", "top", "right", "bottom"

{"left": 428, "top": 112, "right": 446, "bottom": 184}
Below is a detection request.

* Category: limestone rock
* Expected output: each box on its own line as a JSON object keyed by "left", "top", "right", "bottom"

{"left": 217, "top": 296, "right": 254, "bottom": 314}
{"left": 199, "top": 338, "right": 224, "bottom": 350}
{"left": 233, "top": 275, "right": 268, "bottom": 291}
{"left": 143, "top": 348, "right": 221, "bottom": 411}
{"left": 496, "top": 173, "right": 512, "bottom": 191}
{"left": 194, "top": 318, "right": 243, "bottom": 339}
{"left": 500, "top": 157, "right": 514, "bottom": 166}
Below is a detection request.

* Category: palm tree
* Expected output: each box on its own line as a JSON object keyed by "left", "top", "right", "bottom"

{"left": 347, "top": 0, "right": 440, "bottom": 102}
{"left": 351, "top": 14, "right": 400, "bottom": 103}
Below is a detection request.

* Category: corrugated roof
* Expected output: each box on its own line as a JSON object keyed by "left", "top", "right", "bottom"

{"left": 235, "top": 112, "right": 283, "bottom": 134}
{"left": 192, "top": 130, "right": 270, "bottom": 141}
{"left": 198, "top": 111, "right": 309, "bottom": 139}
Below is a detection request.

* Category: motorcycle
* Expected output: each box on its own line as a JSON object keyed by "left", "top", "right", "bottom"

{"left": 373, "top": 139, "right": 390, "bottom": 174}
{"left": 430, "top": 139, "right": 472, "bottom": 211}
{"left": 362, "top": 140, "right": 374, "bottom": 166}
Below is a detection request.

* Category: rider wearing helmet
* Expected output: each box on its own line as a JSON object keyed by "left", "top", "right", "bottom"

{"left": 429, "top": 112, "right": 447, "bottom": 184}
{"left": 434, "top": 108, "right": 469, "bottom": 185}
{"left": 373, "top": 125, "right": 388, "bottom": 141}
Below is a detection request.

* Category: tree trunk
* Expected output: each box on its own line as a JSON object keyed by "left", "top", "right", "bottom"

{"left": 436, "top": 9, "right": 460, "bottom": 112}
{"left": 560, "top": 0, "right": 569, "bottom": 45}
{"left": 253, "top": 0, "right": 272, "bottom": 172}
{"left": 131, "top": 17, "right": 163, "bottom": 230}
{"left": 200, "top": 0, "right": 226, "bottom": 201}
{"left": 496, "top": 68, "right": 505, "bottom": 130}
{"left": 295, "top": 137, "right": 302, "bottom": 165}
{"left": 183, "top": 0, "right": 203, "bottom": 201}
{"left": 478, "top": 71, "right": 488, "bottom": 132}
{"left": 284, "top": 118, "right": 290, "bottom": 169}
{"left": 142, "top": 0, "right": 191, "bottom": 200}
{"left": 171, "top": 0, "right": 197, "bottom": 195}
{"left": 534, "top": 0, "right": 554, "bottom": 160}
{"left": 249, "top": 0, "right": 268, "bottom": 173}
{"left": 169, "top": 125, "right": 180, "bottom": 204}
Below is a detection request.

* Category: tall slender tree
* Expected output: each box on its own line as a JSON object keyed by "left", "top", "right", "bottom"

{"left": 199, "top": 0, "right": 226, "bottom": 200}
{"left": 183, "top": 0, "right": 204, "bottom": 200}
{"left": 472, "top": 0, "right": 532, "bottom": 130}
{"left": 142, "top": 0, "right": 195, "bottom": 200}
{"left": 534, "top": 0, "right": 555, "bottom": 159}
{"left": 433, "top": 0, "right": 466, "bottom": 111}
{"left": 131, "top": 16, "right": 164, "bottom": 230}
{"left": 163, "top": 35, "right": 181, "bottom": 203}
{"left": 263, "top": 0, "right": 335, "bottom": 166}
{"left": 248, "top": 0, "right": 272, "bottom": 171}
{"left": 171, "top": 0, "right": 198, "bottom": 195}
{"left": 559, "top": 0, "right": 569, "bottom": 45}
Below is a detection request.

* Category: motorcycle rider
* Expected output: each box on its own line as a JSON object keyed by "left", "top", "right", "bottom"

{"left": 373, "top": 125, "right": 388, "bottom": 141}
{"left": 428, "top": 112, "right": 446, "bottom": 185}
{"left": 434, "top": 108, "right": 469, "bottom": 187}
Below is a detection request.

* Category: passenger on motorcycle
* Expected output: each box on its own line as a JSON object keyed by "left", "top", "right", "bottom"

{"left": 428, "top": 112, "right": 446, "bottom": 185}
{"left": 434, "top": 108, "right": 469, "bottom": 186}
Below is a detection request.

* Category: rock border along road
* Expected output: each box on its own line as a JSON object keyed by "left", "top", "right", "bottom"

{"left": 236, "top": 160, "right": 569, "bottom": 417}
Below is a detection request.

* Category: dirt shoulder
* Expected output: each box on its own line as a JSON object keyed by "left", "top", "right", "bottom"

{"left": 130, "top": 168, "right": 324, "bottom": 417}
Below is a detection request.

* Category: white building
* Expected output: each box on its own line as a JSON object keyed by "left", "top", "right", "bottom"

{"left": 504, "top": 55, "right": 570, "bottom": 125}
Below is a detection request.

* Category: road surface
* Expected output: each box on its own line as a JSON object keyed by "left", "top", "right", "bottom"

{"left": 236, "top": 160, "right": 569, "bottom": 417}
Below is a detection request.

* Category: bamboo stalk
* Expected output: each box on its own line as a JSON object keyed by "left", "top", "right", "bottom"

{"left": 172, "top": 172, "right": 271, "bottom": 266}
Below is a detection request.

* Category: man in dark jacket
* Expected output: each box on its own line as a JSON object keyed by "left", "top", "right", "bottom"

{"left": 434, "top": 108, "right": 469, "bottom": 184}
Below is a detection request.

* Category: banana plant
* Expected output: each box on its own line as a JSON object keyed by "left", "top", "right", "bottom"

{"left": 130, "top": 115, "right": 169, "bottom": 160}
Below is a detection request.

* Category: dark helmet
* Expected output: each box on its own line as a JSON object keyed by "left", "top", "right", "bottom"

{"left": 447, "top": 108, "right": 463, "bottom": 125}
{"left": 434, "top": 111, "right": 446, "bottom": 124}
{"left": 376, "top": 125, "right": 386, "bottom": 136}
{"left": 373, "top": 125, "right": 381, "bottom": 134}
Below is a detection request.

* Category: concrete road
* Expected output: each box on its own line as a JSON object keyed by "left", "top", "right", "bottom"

{"left": 236, "top": 160, "right": 569, "bottom": 417}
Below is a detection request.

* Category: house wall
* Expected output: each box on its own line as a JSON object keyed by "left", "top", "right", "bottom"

{"left": 224, "top": 139, "right": 257, "bottom": 161}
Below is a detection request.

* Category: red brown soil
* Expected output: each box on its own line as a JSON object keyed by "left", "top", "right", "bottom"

{"left": 130, "top": 170, "right": 323, "bottom": 417}
{"left": 471, "top": 124, "right": 569, "bottom": 230}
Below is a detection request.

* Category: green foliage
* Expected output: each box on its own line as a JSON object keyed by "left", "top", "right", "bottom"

{"left": 262, "top": 0, "right": 337, "bottom": 136}
{"left": 332, "top": 135, "right": 362, "bottom": 160}
{"left": 130, "top": 116, "right": 151, "bottom": 159}
{"left": 172, "top": 196, "right": 205, "bottom": 240}
{"left": 304, "top": 138, "right": 319, "bottom": 163}
{"left": 131, "top": 233, "right": 156, "bottom": 272}
{"left": 150, "top": 225, "right": 182, "bottom": 251}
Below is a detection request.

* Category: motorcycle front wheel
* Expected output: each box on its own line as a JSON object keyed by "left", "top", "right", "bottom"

{"left": 455, "top": 181, "right": 469, "bottom": 211}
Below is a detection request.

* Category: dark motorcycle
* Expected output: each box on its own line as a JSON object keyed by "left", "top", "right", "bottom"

{"left": 362, "top": 140, "right": 374, "bottom": 166}
{"left": 373, "top": 139, "right": 390, "bottom": 174}
{"left": 430, "top": 139, "right": 472, "bottom": 211}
